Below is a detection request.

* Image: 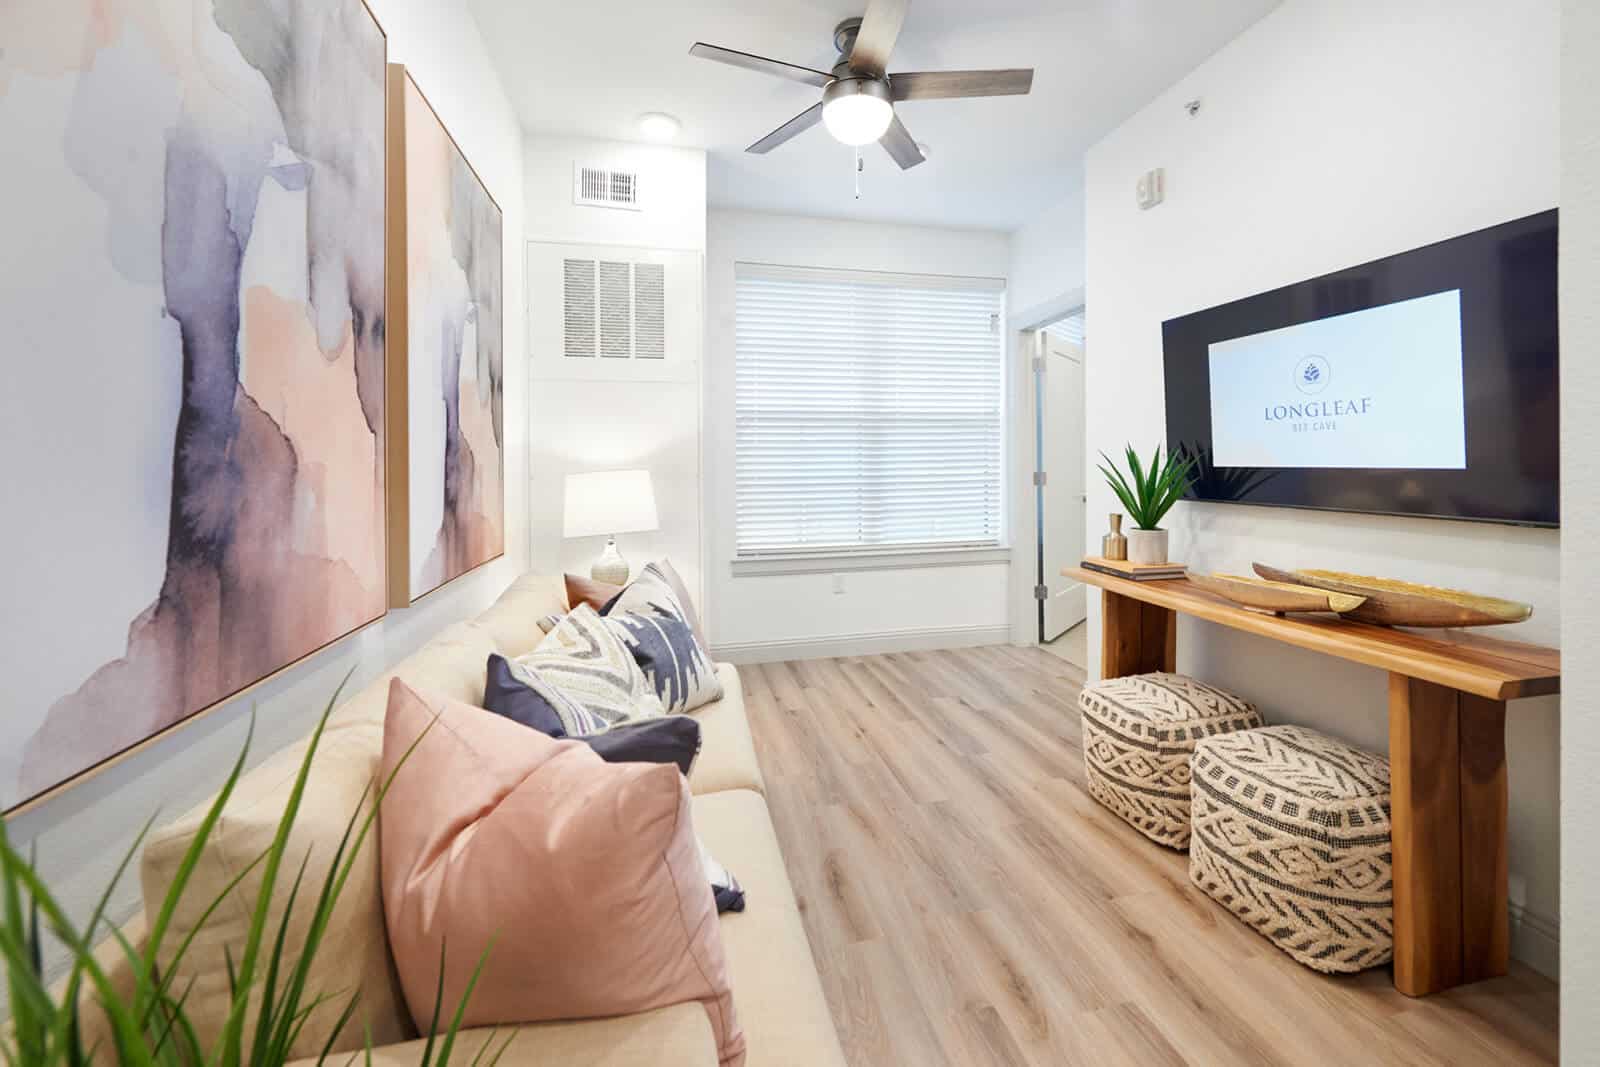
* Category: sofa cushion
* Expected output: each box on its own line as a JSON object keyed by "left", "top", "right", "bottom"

{"left": 140, "top": 717, "right": 410, "bottom": 1059}
{"left": 379, "top": 681, "right": 746, "bottom": 1067}
{"left": 283, "top": 1004, "right": 717, "bottom": 1067}
{"left": 688, "top": 665, "right": 766, "bottom": 797}
{"left": 691, "top": 790, "right": 847, "bottom": 1067}
{"left": 476, "top": 573, "right": 568, "bottom": 657}
{"left": 332, "top": 621, "right": 500, "bottom": 730}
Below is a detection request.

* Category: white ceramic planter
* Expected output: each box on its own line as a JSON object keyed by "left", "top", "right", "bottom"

{"left": 1126, "top": 528, "right": 1169, "bottom": 565}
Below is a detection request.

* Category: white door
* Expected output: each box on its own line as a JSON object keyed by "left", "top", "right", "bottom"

{"left": 1041, "top": 328, "right": 1086, "bottom": 640}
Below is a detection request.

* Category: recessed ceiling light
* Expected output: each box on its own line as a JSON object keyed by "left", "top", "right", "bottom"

{"left": 636, "top": 112, "right": 681, "bottom": 142}
{"left": 915, "top": 142, "right": 932, "bottom": 159}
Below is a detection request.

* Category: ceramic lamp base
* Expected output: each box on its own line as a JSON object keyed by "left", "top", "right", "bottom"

{"left": 590, "top": 537, "right": 631, "bottom": 586}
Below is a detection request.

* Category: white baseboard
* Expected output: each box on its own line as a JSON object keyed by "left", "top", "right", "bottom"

{"left": 710, "top": 624, "right": 1012, "bottom": 665}
{"left": 1510, "top": 901, "right": 1559, "bottom": 979}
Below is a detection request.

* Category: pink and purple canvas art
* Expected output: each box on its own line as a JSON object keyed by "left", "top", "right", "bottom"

{"left": 0, "top": 0, "right": 388, "bottom": 809}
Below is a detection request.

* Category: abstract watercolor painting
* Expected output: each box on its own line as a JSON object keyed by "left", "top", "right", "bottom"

{"left": 0, "top": 0, "right": 387, "bottom": 809}
{"left": 388, "top": 68, "right": 505, "bottom": 605}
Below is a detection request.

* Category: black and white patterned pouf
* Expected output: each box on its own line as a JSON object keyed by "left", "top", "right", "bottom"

{"left": 1077, "top": 672, "right": 1263, "bottom": 849}
{"left": 1189, "top": 724, "right": 1393, "bottom": 973}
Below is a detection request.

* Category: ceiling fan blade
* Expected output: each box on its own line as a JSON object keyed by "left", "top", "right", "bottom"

{"left": 879, "top": 112, "right": 926, "bottom": 170}
{"left": 848, "top": 0, "right": 908, "bottom": 77}
{"left": 889, "top": 69, "right": 1034, "bottom": 101}
{"left": 747, "top": 103, "right": 825, "bottom": 154}
{"left": 689, "top": 42, "right": 833, "bottom": 88}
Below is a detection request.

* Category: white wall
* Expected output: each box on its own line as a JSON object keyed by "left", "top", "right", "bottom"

{"left": 1006, "top": 188, "right": 1088, "bottom": 643}
{"left": 522, "top": 136, "right": 708, "bottom": 602}
{"left": 1561, "top": 0, "right": 1600, "bottom": 1055}
{"left": 5, "top": 0, "right": 530, "bottom": 981}
{"left": 704, "top": 209, "right": 1012, "bottom": 659}
{"left": 1009, "top": 188, "right": 1087, "bottom": 324}
{"left": 524, "top": 135, "right": 706, "bottom": 250}
{"left": 1082, "top": 0, "right": 1561, "bottom": 973}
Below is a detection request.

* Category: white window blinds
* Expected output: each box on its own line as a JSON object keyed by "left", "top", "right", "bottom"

{"left": 735, "top": 264, "right": 1006, "bottom": 557}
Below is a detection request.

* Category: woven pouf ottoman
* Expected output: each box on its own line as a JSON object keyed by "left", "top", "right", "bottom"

{"left": 1078, "top": 672, "right": 1263, "bottom": 848}
{"left": 1189, "top": 724, "right": 1393, "bottom": 974}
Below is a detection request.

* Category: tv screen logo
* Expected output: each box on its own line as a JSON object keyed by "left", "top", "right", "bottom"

{"left": 1293, "top": 355, "right": 1330, "bottom": 395}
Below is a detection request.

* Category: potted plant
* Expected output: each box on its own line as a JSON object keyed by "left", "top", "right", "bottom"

{"left": 1098, "top": 443, "right": 1195, "bottom": 565}
{"left": 0, "top": 680, "right": 506, "bottom": 1067}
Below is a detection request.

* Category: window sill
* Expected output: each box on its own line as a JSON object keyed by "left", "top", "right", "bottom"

{"left": 730, "top": 546, "right": 1012, "bottom": 577}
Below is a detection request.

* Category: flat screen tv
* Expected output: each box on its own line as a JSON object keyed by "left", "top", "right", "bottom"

{"left": 1162, "top": 210, "right": 1559, "bottom": 528}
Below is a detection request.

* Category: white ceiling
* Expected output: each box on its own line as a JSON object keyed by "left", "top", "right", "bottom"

{"left": 469, "top": 0, "right": 1280, "bottom": 232}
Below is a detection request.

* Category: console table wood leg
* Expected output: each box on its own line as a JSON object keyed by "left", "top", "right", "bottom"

{"left": 1388, "top": 676, "right": 1511, "bottom": 996}
{"left": 1459, "top": 693, "right": 1510, "bottom": 984}
{"left": 1389, "top": 674, "right": 1463, "bottom": 996}
{"left": 1101, "top": 590, "right": 1177, "bottom": 679}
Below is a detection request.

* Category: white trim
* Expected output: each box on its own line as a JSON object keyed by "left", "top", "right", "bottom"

{"left": 734, "top": 260, "right": 1006, "bottom": 291}
{"left": 1510, "top": 901, "right": 1560, "bottom": 979}
{"left": 711, "top": 624, "right": 1012, "bottom": 665}
{"left": 730, "top": 546, "right": 1010, "bottom": 576}
{"left": 1007, "top": 291, "right": 1089, "bottom": 648}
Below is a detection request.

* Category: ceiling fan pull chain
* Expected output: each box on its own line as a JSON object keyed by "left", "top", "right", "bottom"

{"left": 854, "top": 147, "right": 863, "bottom": 200}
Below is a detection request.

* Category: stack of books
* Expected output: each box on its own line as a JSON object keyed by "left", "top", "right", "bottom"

{"left": 1079, "top": 556, "right": 1187, "bottom": 582}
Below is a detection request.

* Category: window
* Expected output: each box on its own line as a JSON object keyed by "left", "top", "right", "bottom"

{"left": 735, "top": 264, "right": 1006, "bottom": 559}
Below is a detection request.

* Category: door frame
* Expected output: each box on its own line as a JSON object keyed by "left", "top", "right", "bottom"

{"left": 1006, "top": 287, "right": 1087, "bottom": 647}
{"left": 1039, "top": 328, "right": 1087, "bottom": 642}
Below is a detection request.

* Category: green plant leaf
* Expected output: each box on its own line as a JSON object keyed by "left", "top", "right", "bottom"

{"left": 431, "top": 940, "right": 495, "bottom": 1067}
{"left": 0, "top": 839, "right": 157, "bottom": 1067}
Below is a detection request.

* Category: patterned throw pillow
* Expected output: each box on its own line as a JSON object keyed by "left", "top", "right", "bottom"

{"left": 516, "top": 604, "right": 664, "bottom": 727}
{"left": 602, "top": 561, "right": 722, "bottom": 713}
{"left": 606, "top": 611, "right": 723, "bottom": 714}
{"left": 484, "top": 654, "right": 600, "bottom": 737}
{"left": 602, "top": 560, "right": 695, "bottom": 630}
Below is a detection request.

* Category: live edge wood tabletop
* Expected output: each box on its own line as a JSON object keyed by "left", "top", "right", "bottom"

{"left": 1065, "top": 566, "right": 1561, "bottom": 999}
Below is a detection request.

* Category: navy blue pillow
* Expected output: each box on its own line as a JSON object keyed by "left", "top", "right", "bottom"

{"left": 584, "top": 716, "right": 702, "bottom": 776}
{"left": 483, "top": 654, "right": 702, "bottom": 775}
{"left": 484, "top": 654, "right": 568, "bottom": 736}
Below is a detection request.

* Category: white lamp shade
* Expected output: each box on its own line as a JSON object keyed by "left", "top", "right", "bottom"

{"left": 563, "top": 470, "right": 660, "bottom": 539}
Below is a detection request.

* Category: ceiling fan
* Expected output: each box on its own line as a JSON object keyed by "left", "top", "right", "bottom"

{"left": 689, "top": 0, "right": 1033, "bottom": 170}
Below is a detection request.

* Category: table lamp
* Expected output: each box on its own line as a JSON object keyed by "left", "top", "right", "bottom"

{"left": 563, "top": 469, "right": 660, "bottom": 585}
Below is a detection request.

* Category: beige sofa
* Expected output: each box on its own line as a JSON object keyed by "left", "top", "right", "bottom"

{"left": 80, "top": 574, "right": 845, "bottom": 1067}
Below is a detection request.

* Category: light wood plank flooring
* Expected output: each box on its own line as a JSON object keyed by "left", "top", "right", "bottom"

{"left": 742, "top": 645, "right": 1558, "bottom": 1066}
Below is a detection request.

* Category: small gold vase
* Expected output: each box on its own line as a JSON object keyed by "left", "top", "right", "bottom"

{"left": 1102, "top": 514, "right": 1128, "bottom": 561}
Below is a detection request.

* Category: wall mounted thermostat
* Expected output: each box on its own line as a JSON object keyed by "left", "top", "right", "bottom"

{"left": 1136, "top": 168, "right": 1165, "bottom": 210}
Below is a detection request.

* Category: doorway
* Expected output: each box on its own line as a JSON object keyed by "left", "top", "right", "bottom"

{"left": 1033, "top": 311, "right": 1087, "bottom": 657}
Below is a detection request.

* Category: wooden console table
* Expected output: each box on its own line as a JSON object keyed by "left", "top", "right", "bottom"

{"left": 1066, "top": 566, "right": 1561, "bottom": 997}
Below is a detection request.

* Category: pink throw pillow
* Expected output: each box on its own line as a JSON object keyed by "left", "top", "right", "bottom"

{"left": 379, "top": 679, "right": 745, "bottom": 1066}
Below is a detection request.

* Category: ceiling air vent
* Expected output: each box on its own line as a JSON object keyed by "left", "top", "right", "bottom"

{"left": 574, "top": 163, "right": 641, "bottom": 210}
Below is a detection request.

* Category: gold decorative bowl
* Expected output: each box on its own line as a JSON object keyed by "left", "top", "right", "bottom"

{"left": 1253, "top": 564, "right": 1533, "bottom": 628}
{"left": 1186, "top": 572, "right": 1367, "bottom": 615}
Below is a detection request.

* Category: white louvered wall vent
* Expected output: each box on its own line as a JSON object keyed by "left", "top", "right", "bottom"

{"left": 573, "top": 163, "right": 641, "bottom": 210}
{"left": 563, "top": 258, "right": 666, "bottom": 360}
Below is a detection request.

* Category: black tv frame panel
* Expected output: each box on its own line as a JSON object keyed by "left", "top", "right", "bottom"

{"left": 1161, "top": 210, "right": 1559, "bottom": 528}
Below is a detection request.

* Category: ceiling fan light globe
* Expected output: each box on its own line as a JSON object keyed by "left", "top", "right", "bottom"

{"left": 821, "top": 78, "right": 893, "bottom": 146}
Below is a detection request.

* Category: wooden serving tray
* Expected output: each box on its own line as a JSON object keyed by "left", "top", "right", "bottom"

{"left": 1186, "top": 572, "right": 1367, "bottom": 615}
{"left": 1253, "top": 564, "right": 1533, "bottom": 628}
